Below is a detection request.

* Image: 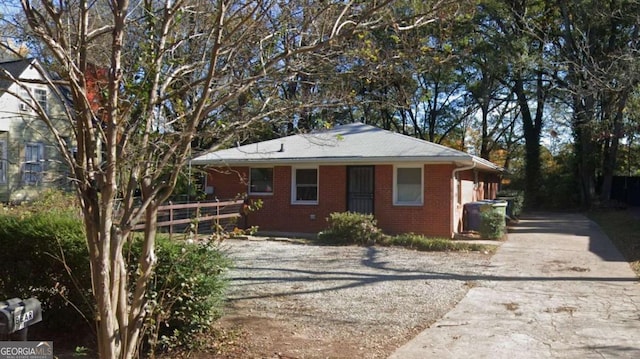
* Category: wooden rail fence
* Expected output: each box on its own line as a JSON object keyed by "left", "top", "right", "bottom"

{"left": 131, "top": 199, "right": 244, "bottom": 238}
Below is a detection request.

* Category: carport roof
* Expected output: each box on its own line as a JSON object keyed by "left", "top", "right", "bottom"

{"left": 191, "top": 122, "right": 503, "bottom": 172}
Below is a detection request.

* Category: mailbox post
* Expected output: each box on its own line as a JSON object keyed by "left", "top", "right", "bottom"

{"left": 0, "top": 297, "right": 42, "bottom": 341}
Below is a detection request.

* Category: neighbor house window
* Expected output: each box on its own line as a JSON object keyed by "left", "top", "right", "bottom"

{"left": 394, "top": 166, "right": 423, "bottom": 205}
{"left": 34, "top": 88, "right": 48, "bottom": 114}
{"left": 292, "top": 167, "right": 318, "bottom": 204}
{"left": 0, "top": 140, "right": 6, "bottom": 184}
{"left": 249, "top": 168, "right": 273, "bottom": 194}
{"left": 23, "top": 142, "right": 44, "bottom": 185}
{"left": 19, "top": 88, "right": 32, "bottom": 112}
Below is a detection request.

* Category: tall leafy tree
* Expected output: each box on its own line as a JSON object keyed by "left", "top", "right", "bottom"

{"left": 466, "top": 0, "right": 557, "bottom": 208}
{"left": 334, "top": 0, "right": 475, "bottom": 138}
{"left": 461, "top": 6, "right": 517, "bottom": 160}
{"left": 557, "top": 0, "right": 640, "bottom": 205}
{"left": 2, "top": 1, "right": 439, "bottom": 357}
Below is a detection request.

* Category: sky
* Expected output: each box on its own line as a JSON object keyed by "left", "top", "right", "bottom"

{"left": 0, "top": 1, "right": 21, "bottom": 17}
{"left": 0, "top": 1, "right": 23, "bottom": 44}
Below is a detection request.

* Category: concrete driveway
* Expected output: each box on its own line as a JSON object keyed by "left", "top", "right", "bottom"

{"left": 390, "top": 213, "right": 640, "bottom": 358}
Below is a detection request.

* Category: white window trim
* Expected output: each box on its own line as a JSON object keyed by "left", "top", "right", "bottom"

{"left": 0, "top": 140, "right": 6, "bottom": 184}
{"left": 23, "top": 142, "right": 45, "bottom": 185}
{"left": 393, "top": 165, "right": 424, "bottom": 206}
{"left": 248, "top": 167, "right": 274, "bottom": 196}
{"left": 34, "top": 87, "right": 48, "bottom": 115}
{"left": 291, "top": 166, "right": 319, "bottom": 205}
{"left": 19, "top": 88, "right": 32, "bottom": 113}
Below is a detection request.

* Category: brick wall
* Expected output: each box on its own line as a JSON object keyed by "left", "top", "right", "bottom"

{"left": 207, "top": 165, "right": 347, "bottom": 233}
{"left": 374, "top": 164, "right": 454, "bottom": 236}
{"left": 205, "top": 163, "right": 499, "bottom": 237}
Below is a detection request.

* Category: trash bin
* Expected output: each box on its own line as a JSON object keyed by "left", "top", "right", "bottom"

{"left": 496, "top": 196, "right": 516, "bottom": 219}
{"left": 486, "top": 199, "right": 507, "bottom": 217}
{"left": 463, "top": 202, "right": 484, "bottom": 232}
{"left": 479, "top": 200, "right": 507, "bottom": 239}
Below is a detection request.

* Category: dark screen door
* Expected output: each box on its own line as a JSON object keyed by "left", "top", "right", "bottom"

{"left": 347, "top": 166, "right": 374, "bottom": 214}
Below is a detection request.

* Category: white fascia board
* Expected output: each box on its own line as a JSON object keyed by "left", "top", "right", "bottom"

{"left": 191, "top": 155, "right": 477, "bottom": 167}
{"left": 470, "top": 156, "right": 504, "bottom": 172}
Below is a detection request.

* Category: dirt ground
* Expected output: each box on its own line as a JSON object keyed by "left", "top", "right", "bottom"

{"left": 212, "top": 302, "right": 426, "bottom": 359}
{"left": 199, "top": 239, "right": 493, "bottom": 359}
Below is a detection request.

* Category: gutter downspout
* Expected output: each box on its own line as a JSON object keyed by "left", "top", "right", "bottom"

{"left": 451, "top": 162, "right": 476, "bottom": 238}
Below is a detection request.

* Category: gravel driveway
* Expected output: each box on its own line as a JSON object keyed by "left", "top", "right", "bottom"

{"left": 215, "top": 238, "right": 493, "bottom": 358}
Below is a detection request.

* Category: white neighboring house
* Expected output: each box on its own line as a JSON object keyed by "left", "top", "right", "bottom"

{"left": 0, "top": 58, "right": 73, "bottom": 202}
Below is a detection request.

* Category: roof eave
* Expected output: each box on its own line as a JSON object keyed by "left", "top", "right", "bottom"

{"left": 191, "top": 155, "right": 489, "bottom": 167}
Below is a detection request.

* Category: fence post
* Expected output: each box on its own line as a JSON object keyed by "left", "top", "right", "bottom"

{"left": 195, "top": 203, "right": 200, "bottom": 239}
{"left": 216, "top": 198, "right": 220, "bottom": 237}
{"left": 169, "top": 201, "right": 173, "bottom": 240}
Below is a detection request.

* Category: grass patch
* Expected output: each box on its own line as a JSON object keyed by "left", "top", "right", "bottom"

{"left": 588, "top": 209, "right": 640, "bottom": 276}
{"left": 379, "top": 233, "right": 494, "bottom": 253}
{"left": 316, "top": 211, "right": 494, "bottom": 253}
{"left": 315, "top": 231, "right": 494, "bottom": 253}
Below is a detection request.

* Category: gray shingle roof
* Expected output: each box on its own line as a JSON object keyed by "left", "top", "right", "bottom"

{"left": 191, "top": 122, "right": 503, "bottom": 172}
{"left": 0, "top": 58, "right": 34, "bottom": 90}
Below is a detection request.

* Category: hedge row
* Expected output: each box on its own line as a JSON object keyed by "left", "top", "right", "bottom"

{"left": 0, "top": 196, "right": 229, "bottom": 353}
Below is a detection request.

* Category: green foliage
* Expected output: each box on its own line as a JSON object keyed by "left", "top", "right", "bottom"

{"left": 129, "top": 236, "right": 230, "bottom": 353}
{"left": 317, "top": 212, "right": 491, "bottom": 252}
{"left": 6, "top": 189, "right": 80, "bottom": 217}
{"left": 504, "top": 145, "right": 581, "bottom": 210}
{"left": 0, "top": 204, "right": 93, "bottom": 334}
{"left": 171, "top": 168, "right": 207, "bottom": 202}
{"left": 379, "top": 233, "right": 490, "bottom": 252}
{"left": 497, "top": 190, "right": 524, "bottom": 218}
{"left": 0, "top": 191, "right": 230, "bottom": 354}
{"left": 479, "top": 205, "right": 506, "bottom": 240}
{"left": 317, "top": 212, "right": 384, "bottom": 245}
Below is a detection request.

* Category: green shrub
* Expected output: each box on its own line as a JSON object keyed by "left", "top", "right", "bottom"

{"left": 318, "top": 212, "right": 385, "bottom": 245}
{"left": 0, "top": 194, "right": 230, "bottom": 354}
{"left": 479, "top": 206, "right": 506, "bottom": 239}
{"left": 317, "top": 212, "right": 492, "bottom": 252}
{"left": 0, "top": 208, "right": 93, "bottom": 334}
{"left": 130, "top": 237, "right": 230, "bottom": 353}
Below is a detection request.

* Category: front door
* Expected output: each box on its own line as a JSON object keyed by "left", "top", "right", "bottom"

{"left": 347, "top": 166, "right": 374, "bottom": 214}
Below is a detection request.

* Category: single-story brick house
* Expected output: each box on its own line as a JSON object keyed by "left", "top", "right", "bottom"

{"left": 191, "top": 122, "right": 504, "bottom": 238}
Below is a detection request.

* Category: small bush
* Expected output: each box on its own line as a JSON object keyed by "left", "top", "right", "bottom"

{"left": 131, "top": 237, "right": 230, "bottom": 353}
{"left": 380, "top": 233, "right": 489, "bottom": 252}
{"left": 479, "top": 206, "right": 506, "bottom": 239}
{"left": 317, "top": 212, "right": 492, "bottom": 252}
{"left": 318, "top": 212, "right": 384, "bottom": 245}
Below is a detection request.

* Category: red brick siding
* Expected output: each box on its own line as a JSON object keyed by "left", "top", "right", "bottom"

{"left": 207, "top": 165, "right": 347, "bottom": 233}
{"left": 206, "top": 167, "right": 249, "bottom": 199}
{"left": 251, "top": 165, "right": 348, "bottom": 233}
{"left": 205, "top": 163, "right": 499, "bottom": 237}
{"left": 374, "top": 164, "right": 454, "bottom": 236}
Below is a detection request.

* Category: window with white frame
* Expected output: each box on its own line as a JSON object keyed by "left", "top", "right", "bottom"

{"left": 394, "top": 166, "right": 423, "bottom": 205}
{"left": 23, "top": 142, "right": 44, "bottom": 185}
{"left": 292, "top": 167, "right": 318, "bottom": 204}
{"left": 34, "top": 88, "right": 48, "bottom": 114}
{"left": 249, "top": 168, "right": 273, "bottom": 194}
{"left": 0, "top": 140, "right": 6, "bottom": 184}
{"left": 19, "top": 88, "right": 32, "bottom": 112}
